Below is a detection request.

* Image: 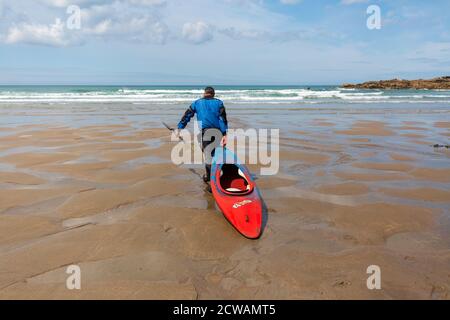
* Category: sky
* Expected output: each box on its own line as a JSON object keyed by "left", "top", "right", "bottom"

{"left": 0, "top": 0, "right": 449, "bottom": 85}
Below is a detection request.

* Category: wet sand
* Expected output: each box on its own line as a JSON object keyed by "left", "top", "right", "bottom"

{"left": 0, "top": 113, "right": 449, "bottom": 300}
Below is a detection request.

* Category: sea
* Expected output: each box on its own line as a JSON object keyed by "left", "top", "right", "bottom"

{"left": 0, "top": 85, "right": 449, "bottom": 131}
{"left": 0, "top": 85, "right": 449, "bottom": 105}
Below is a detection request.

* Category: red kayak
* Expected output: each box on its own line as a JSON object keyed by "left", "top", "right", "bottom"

{"left": 210, "top": 147, "right": 263, "bottom": 239}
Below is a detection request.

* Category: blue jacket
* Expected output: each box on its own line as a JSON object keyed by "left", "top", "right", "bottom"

{"left": 178, "top": 98, "right": 228, "bottom": 135}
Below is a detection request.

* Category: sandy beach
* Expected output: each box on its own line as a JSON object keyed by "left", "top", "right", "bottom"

{"left": 1, "top": 0, "right": 450, "bottom": 305}
{"left": 0, "top": 102, "right": 449, "bottom": 299}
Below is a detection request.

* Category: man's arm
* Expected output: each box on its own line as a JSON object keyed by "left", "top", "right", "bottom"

{"left": 178, "top": 105, "right": 196, "bottom": 130}
{"left": 219, "top": 103, "right": 228, "bottom": 135}
{"left": 218, "top": 103, "right": 228, "bottom": 146}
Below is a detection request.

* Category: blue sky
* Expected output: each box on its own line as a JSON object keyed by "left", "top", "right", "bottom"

{"left": 0, "top": 0, "right": 449, "bottom": 85}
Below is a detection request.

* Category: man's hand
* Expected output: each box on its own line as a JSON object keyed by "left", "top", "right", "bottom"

{"left": 173, "top": 129, "right": 180, "bottom": 140}
{"left": 220, "top": 135, "right": 228, "bottom": 147}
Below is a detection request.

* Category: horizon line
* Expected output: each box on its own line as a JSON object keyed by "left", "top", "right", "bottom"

{"left": 0, "top": 83, "right": 342, "bottom": 87}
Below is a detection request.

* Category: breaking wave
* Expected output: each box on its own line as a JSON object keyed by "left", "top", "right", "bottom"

{"left": 1, "top": 86, "right": 449, "bottom": 104}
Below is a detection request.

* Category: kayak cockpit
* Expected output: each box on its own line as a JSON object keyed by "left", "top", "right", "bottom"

{"left": 218, "top": 164, "right": 254, "bottom": 195}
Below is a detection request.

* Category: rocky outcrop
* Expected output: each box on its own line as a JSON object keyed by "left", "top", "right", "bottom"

{"left": 342, "top": 76, "right": 450, "bottom": 90}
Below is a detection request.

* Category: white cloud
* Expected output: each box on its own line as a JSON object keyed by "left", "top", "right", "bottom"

{"left": 39, "top": 0, "right": 106, "bottom": 7}
{"left": 219, "top": 27, "right": 268, "bottom": 40}
{"left": 40, "top": 0, "right": 167, "bottom": 8}
{"left": 80, "top": 2, "right": 169, "bottom": 44}
{"left": 5, "top": 18, "right": 73, "bottom": 46}
{"left": 128, "top": 0, "right": 167, "bottom": 6}
{"left": 1, "top": 0, "right": 297, "bottom": 47}
{"left": 1, "top": 0, "right": 170, "bottom": 46}
{"left": 280, "top": 0, "right": 301, "bottom": 5}
{"left": 340, "top": 0, "right": 368, "bottom": 5}
{"left": 182, "top": 21, "right": 213, "bottom": 44}
{"left": 0, "top": 0, "right": 333, "bottom": 47}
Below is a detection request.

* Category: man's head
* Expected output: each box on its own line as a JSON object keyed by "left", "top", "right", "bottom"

{"left": 204, "top": 86, "right": 215, "bottom": 98}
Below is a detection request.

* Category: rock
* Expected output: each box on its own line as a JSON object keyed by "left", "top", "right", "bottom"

{"left": 342, "top": 76, "right": 450, "bottom": 90}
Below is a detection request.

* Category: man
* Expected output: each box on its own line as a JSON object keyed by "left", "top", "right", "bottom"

{"left": 176, "top": 86, "right": 228, "bottom": 183}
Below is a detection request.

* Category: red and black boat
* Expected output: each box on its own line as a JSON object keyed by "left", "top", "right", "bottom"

{"left": 210, "top": 147, "right": 263, "bottom": 239}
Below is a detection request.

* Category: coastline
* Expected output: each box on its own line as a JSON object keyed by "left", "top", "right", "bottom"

{"left": 343, "top": 76, "right": 450, "bottom": 90}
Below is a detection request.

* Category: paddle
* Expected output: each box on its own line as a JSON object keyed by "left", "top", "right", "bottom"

{"left": 162, "top": 121, "right": 183, "bottom": 141}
